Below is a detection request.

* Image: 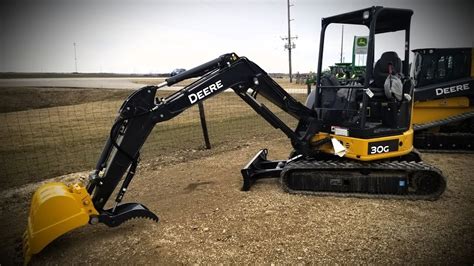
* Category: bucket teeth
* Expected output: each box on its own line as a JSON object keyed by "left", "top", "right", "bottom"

{"left": 126, "top": 213, "right": 159, "bottom": 223}
{"left": 98, "top": 202, "right": 159, "bottom": 227}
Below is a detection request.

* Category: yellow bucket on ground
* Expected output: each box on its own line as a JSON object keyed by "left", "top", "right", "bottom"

{"left": 23, "top": 182, "right": 98, "bottom": 264}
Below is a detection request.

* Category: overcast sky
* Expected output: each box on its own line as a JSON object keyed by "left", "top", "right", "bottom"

{"left": 0, "top": 0, "right": 472, "bottom": 73}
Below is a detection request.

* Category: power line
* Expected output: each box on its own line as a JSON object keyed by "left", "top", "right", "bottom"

{"left": 281, "top": 0, "right": 297, "bottom": 83}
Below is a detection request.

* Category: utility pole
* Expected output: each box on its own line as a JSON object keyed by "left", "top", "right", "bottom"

{"left": 340, "top": 25, "right": 344, "bottom": 63}
{"left": 73, "top": 42, "right": 78, "bottom": 73}
{"left": 281, "top": 0, "right": 297, "bottom": 83}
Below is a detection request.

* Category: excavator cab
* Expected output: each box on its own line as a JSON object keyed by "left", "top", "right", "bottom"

{"left": 302, "top": 6, "right": 416, "bottom": 161}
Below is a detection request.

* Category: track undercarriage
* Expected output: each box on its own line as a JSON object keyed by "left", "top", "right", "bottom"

{"left": 414, "top": 111, "right": 474, "bottom": 152}
{"left": 242, "top": 149, "right": 447, "bottom": 200}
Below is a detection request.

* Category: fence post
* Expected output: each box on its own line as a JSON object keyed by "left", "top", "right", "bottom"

{"left": 307, "top": 82, "right": 311, "bottom": 95}
{"left": 198, "top": 102, "right": 211, "bottom": 149}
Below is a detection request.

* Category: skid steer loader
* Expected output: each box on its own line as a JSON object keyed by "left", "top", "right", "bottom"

{"left": 412, "top": 47, "right": 474, "bottom": 151}
{"left": 23, "top": 6, "right": 447, "bottom": 263}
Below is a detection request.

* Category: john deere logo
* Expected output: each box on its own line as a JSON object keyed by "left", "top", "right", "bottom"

{"left": 357, "top": 37, "right": 367, "bottom": 47}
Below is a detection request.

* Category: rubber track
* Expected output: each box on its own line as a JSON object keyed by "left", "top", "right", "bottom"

{"left": 415, "top": 132, "right": 474, "bottom": 152}
{"left": 413, "top": 111, "right": 474, "bottom": 152}
{"left": 281, "top": 159, "right": 446, "bottom": 201}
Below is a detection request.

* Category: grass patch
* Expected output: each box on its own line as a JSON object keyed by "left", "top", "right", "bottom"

{"left": 0, "top": 88, "right": 306, "bottom": 189}
{"left": 0, "top": 87, "right": 133, "bottom": 113}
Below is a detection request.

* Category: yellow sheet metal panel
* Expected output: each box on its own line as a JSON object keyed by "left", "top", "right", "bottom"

{"left": 413, "top": 97, "right": 473, "bottom": 125}
{"left": 23, "top": 182, "right": 98, "bottom": 264}
{"left": 311, "top": 129, "right": 413, "bottom": 161}
{"left": 414, "top": 97, "right": 469, "bottom": 108}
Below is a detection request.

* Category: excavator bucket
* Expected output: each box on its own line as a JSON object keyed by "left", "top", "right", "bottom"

{"left": 23, "top": 182, "right": 98, "bottom": 264}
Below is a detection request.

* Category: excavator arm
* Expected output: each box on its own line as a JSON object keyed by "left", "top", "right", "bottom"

{"left": 89, "top": 53, "right": 316, "bottom": 213}
{"left": 24, "top": 53, "right": 319, "bottom": 261}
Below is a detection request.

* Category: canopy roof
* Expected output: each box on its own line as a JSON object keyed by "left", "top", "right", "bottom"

{"left": 322, "top": 6, "right": 413, "bottom": 34}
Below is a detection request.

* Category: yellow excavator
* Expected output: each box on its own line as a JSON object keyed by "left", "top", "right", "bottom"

{"left": 23, "top": 6, "right": 448, "bottom": 263}
{"left": 412, "top": 47, "right": 474, "bottom": 151}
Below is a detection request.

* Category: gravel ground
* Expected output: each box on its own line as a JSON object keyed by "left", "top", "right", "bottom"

{"left": 0, "top": 137, "right": 473, "bottom": 265}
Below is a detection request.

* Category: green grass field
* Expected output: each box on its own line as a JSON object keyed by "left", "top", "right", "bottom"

{"left": 0, "top": 87, "right": 305, "bottom": 189}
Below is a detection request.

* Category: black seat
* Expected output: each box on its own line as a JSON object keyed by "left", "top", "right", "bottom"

{"left": 373, "top": 51, "right": 402, "bottom": 88}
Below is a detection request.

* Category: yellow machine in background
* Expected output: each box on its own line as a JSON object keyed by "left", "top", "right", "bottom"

{"left": 412, "top": 48, "right": 474, "bottom": 151}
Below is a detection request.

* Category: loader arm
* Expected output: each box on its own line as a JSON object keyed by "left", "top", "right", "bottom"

{"left": 87, "top": 53, "right": 317, "bottom": 223}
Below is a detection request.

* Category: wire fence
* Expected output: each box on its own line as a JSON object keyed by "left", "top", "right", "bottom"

{"left": 0, "top": 87, "right": 309, "bottom": 190}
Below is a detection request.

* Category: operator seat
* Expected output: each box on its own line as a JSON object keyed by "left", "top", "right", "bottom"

{"left": 373, "top": 51, "right": 402, "bottom": 88}
{"left": 372, "top": 51, "right": 412, "bottom": 129}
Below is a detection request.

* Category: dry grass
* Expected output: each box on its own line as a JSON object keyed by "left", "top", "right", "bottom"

{"left": 0, "top": 87, "right": 132, "bottom": 113}
{"left": 0, "top": 87, "right": 306, "bottom": 189}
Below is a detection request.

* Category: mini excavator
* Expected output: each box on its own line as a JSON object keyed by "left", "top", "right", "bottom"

{"left": 24, "top": 6, "right": 448, "bottom": 263}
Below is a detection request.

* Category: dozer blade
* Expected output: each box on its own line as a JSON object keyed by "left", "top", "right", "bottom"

{"left": 23, "top": 182, "right": 98, "bottom": 264}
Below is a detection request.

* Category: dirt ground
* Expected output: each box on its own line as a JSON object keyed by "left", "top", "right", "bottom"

{"left": 0, "top": 137, "right": 473, "bottom": 265}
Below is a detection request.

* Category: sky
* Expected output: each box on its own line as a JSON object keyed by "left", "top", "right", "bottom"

{"left": 0, "top": 0, "right": 472, "bottom": 74}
